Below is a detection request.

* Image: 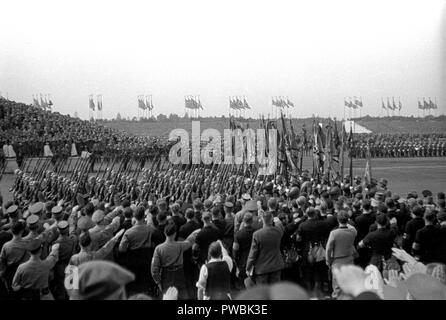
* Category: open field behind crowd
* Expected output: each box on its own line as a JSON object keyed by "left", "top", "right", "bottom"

{"left": 101, "top": 116, "right": 446, "bottom": 137}
{"left": 1, "top": 157, "right": 445, "bottom": 205}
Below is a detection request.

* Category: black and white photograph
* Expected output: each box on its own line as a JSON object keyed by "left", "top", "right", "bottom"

{"left": 0, "top": 0, "right": 445, "bottom": 306}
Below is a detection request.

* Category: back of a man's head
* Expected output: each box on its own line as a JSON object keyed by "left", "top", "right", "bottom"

{"left": 362, "top": 199, "right": 371, "bottom": 212}
{"left": 268, "top": 198, "right": 278, "bottom": 211}
{"left": 337, "top": 210, "right": 349, "bottom": 225}
{"left": 11, "top": 221, "right": 26, "bottom": 235}
{"left": 133, "top": 206, "right": 145, "bottom": 221}
{"left": 123, "top": 207, "right": 133, "bottom": 219}
{"left": 185, "top": 208, "right": 195, "bottom": 220}
{"left": 261, "top": 210, "right": 273, "bottom": 225}
{"left": 80, "top": 231, "right": 92, "bottom": 248}
{"left": 211, "top": 207, "right": 220, "bottom": 219}
{"left": 164, "top": 222, "right": 177, "bottom": 237}
{"left": 412, "top": 205, "right": 424, "bottom": 218}
{"left": 208, "top": 241, "right": 222, "bottom": 259}
{"left": 376, "top": 213, "right": 388, "bottom": 227}
{"left": 307, "top": 208, "right": 317, "bottom": 219}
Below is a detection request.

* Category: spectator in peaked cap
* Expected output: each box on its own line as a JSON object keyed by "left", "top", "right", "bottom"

{"left": 245, "top": 200, "right": 258, "bottom": 212}
{"left": 26, "top": 237, "right": 43, "bottom": 252}
{"left": 224, "top": 202, "right": 233, "bottom": 209}
{"left": 25, "top": 214, "right": 39, "bottom": 228}
{"left": 71, "top": 260, "right": 135, "bottom": 300}
{"left": 51, "top": 205, "right": 63, "bottom": 216}
{"left": 29, "top": 202, "right": 44, "bottom": 216}
{"left": 57, "top": 220, "right": 69, "bottom": 231}
{"left": 203, "top": 199, "right": 213, "bottom": 210}
{"left": 6, "top": 205, "right": 18, "bottom": 217}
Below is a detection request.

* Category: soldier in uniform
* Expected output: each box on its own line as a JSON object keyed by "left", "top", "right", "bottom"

{"left": 0, "top": 221, "right": 29, "bottom": 299}
{"left": 11, "top": 239, "right": 59, "bottom": 300}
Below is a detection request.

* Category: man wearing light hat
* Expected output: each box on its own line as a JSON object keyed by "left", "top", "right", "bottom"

{"left": 70, "top": 260, "right": 135, "bottom": 300}
{"left": 11, "top": 239, "right": 59, "bottom": 300}
{"left": 88, "top": 209, "right": 121, "bottom": 251}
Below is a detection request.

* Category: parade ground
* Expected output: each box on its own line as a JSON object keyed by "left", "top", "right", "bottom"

{"left": 1, "top": 156, "right": 445, "bottom": 204}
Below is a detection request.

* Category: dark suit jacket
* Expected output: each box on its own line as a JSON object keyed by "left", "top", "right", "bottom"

{"left": 246, "top": 225, "right": 284, "bottom": 275}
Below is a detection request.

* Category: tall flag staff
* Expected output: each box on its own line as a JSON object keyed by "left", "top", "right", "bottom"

{"left": 423, "top": 97, "right": 429, "bottom": 117}
{"left": 392, "top": 97, "right": 397, "bottom": 117}
{"left": 381, "top": 98, "right": 387, "bottom": 117}
{"left": 386, "top": 97, "right": 392, "bottom": 117}
{"left": 88, "top": 94, "right": 95, "bottom": 120}
{"left": 398, "top": 97, "right": 402, "bottom": 116}
{"left": 417, "top": 98, "right": 422, "bottom": 118}
{"left": 145, "top": 95, "right": 153, "bottom": 118}
{"left": 47, "top": 94, "right": 53, "bottom": 111}
{"left": 96, "top": 94, "right": 102, "bottom": 120}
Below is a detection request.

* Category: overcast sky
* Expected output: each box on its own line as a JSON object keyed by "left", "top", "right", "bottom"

{"left": 0, "top": 0, "right": 444, "bottom": 120}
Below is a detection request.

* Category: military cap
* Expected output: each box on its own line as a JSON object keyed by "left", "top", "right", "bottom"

{"left": 29, "top": 202, "right": 44, "bottom": 215}
{"left": 51, "top": 206, "right": 63, "bottom": 215}
{"left": 75, "top": 261, "right": 135, "bottom": 300}
{"left": 57, "top": 220, "right": 69, "bottom": 230}
{"left": 203, "top": 199, "right": 213, "bottom": 209}
{"left": 245, "top": 200, "right": 258, "bottom": 212}
{"left": 77, "top": 216, "right": 92, "bottom": 231}
{"left": 27, "top": 238, "right": 42, "bottom": 252}
{"left": 6, "top": 205, "right": 18, "bottom": 215}
{"left": 224, "top": 202, "right": 234, "bottom": 208}
{"left": 241, "top": 193, "right": 252, "bottom": 201}
{"left": 26, "top": 214, "right": 39, "bottom": 226}
{"left": 92, "top": 210, "right": 105, "bottom": 224}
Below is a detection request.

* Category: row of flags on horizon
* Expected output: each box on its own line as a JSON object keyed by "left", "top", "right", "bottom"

{"left": 32, "top": 94, "right": 53, "bottom": 111}
{"left": 89, "top": 95, "right": 102, "bottom": 111}
{"left": 381, "top": 97, "right": 402, "bottom": 111}
{"left": 272, "top": 97, "right": 294, "bottom": 108}
{"left": 138, "top": 95, "right": 154, "bottom": 110}
{"left": 229, "top": 97, "right": 250, "bottom": 110}
{"left": 185, "top": 96, "right": 203, "bottom": 109}
{"left": 344, "top": 97, "right": 363, "bottom": 109}
{"left": 417, "top": 97, "right": 438, "bottom": 110}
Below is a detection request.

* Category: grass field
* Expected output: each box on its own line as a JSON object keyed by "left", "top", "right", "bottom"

{"left": 1, "top": 157, "right": 445, "bottom": 205}
{"left": 101, "top": 116, "right": 446, "bottom": 137}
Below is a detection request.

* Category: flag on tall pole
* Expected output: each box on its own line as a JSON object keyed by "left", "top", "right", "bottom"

{"left": 363, "top": 141, "right": 372, "bottom": 189}
{"left": 97, "top": 95, "right": 102, "bottom": 111}
{"left": 89, "top": 95, "right": 95, "bottom": 111}
{"left": 48, "top": 94, "right": 53, "bottom": 109}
